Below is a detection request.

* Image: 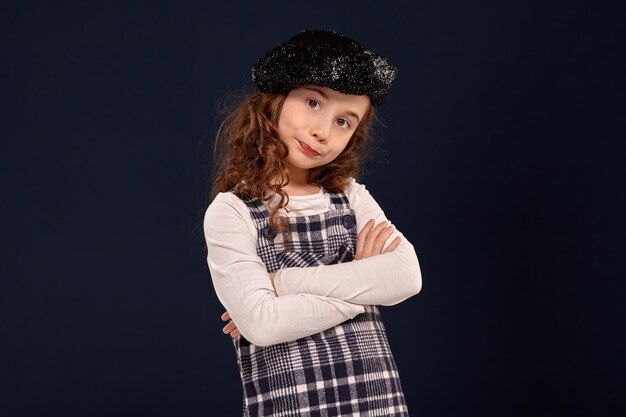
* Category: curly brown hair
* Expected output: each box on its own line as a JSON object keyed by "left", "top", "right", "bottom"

{"left": 211, "top": 90, "right": 374, "bottom": 232}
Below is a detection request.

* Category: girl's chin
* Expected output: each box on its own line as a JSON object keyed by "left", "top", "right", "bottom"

{"left": 284, "top": 158, "right": 322, "bottom": 172}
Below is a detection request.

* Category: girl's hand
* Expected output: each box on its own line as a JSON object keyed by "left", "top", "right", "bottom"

{"left": 221, "top": 311, "right": 240, "bottom": 339}
{"left": 355, "top": 219, "right": 401, "bottom": 260}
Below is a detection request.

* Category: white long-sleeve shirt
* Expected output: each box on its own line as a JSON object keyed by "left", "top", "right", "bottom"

{"left": 203, "top": 178, "right": 422, "bottom": 346}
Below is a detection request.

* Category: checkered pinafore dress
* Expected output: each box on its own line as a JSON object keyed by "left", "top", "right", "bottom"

{"left": 233, "top": 188, "right": 409, "bottom": 416}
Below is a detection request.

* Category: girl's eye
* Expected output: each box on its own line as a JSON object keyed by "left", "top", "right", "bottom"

{"left": 307, "top": 99, "right": 320, "bottom": 109}
{"left": 337, "top": 118, "right": 351, "bottom": 129}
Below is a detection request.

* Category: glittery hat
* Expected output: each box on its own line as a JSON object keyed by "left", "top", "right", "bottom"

{"left": 252, "top": 30, "right": 397, "bottom": 106}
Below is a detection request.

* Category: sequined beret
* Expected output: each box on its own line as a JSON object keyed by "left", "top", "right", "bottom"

{"left": 252, "top": 30, "right": 397, "bottom": 106}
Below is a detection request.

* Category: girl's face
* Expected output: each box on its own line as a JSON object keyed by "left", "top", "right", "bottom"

{"left": 277, "top": 85, "right": 370, "bottom": 179}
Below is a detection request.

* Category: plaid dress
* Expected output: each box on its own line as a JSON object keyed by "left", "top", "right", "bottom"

{"left": 233, "top": 189, "right": 409, "bottom": 416}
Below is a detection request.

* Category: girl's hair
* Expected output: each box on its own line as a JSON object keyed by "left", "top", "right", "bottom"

{"left": 211, "top": 90, "right": 375, "bottom": 232}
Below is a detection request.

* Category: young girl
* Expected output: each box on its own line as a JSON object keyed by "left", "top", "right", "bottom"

{"left": 204, "top": 30, "right": 422, "bottom": 416}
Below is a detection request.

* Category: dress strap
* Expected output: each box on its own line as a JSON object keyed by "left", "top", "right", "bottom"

{"left": 323, "top": 188, "right": 351, "bottom": 210}
{"left": 237, "top": 194, "right": 269, "bottom": 222}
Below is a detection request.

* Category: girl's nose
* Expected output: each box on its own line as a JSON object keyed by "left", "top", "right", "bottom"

{"left": 310, "top": 122, "right": 330, "bottom": 144}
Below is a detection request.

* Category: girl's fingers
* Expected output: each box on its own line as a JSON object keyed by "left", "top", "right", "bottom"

{"left": 222, "top": 321, "right": 237, "bottom": 334}
{"left": 383, "top": 236, "right": 402, "bottom": 253}
{"left": 356, "top": 220, "right": 400, "bottom": 259}
{"left": 363, "top": 221, "right": 390, "bottom": 254}
{"left": 373, "top": 225, "right": 395, "bottom": 254}
{"left": 222, "top": 311, "right": 240, "bottom": 337}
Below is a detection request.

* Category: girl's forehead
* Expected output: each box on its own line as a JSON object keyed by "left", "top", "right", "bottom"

{"left": 297, "top": 84, "right": 352, "bottom": 96}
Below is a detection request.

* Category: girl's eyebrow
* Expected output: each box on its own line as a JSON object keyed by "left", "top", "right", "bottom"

{"left": 303, "top": 87, "right": 329, "bottom": 100}
{"left": 303, "top": 87, "right": 361, "bottom": 123}
{"left": 344, "top": 110, "right": 361, "bottom": 123}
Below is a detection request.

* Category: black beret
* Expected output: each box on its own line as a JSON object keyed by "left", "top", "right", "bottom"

{"left": 252, "top": 30, "right": 397, "bottom": 106}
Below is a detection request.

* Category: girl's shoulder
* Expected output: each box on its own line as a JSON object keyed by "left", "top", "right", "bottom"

{"left": 204, "top": 191, "right": 252, "bottom": 222}
{"left": 203, "top": 191, "right": 260, "bottom": 239}
{"left": 343, "top": 177, "right": 373, "bottom": 206}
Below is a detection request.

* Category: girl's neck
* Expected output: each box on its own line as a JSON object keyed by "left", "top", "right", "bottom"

{"left": 274, "top": 166, "right": 321, "bottom": 196}
{"left": 281, "top": 182, "right": 321, "bottom": 196}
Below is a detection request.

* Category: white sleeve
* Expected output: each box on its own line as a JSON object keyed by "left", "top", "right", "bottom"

{"left": 273, "top": 179, "right": 422, "bottom": 306}
{"left": 203, "top": 193, "right": 365, "bottom": 347}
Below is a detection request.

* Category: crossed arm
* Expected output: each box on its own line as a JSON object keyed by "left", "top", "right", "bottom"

{"left": 221, "top": 218, "right": 402, "bottom": 339}
{"left": 205, "top": 181, "right": 421, "bottom": 346}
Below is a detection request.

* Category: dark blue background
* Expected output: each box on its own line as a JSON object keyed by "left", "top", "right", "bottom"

{"left": 2, "top": 1, "right": 624, "bottom": 416}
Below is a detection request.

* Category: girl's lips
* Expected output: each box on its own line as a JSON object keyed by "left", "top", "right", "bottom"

{"left": 297, "top": 139, "right": 320, "bottom": 156}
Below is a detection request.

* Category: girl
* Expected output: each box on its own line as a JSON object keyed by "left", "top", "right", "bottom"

{"left": 204, "top": 30, "right": 422, "bottom": 416}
